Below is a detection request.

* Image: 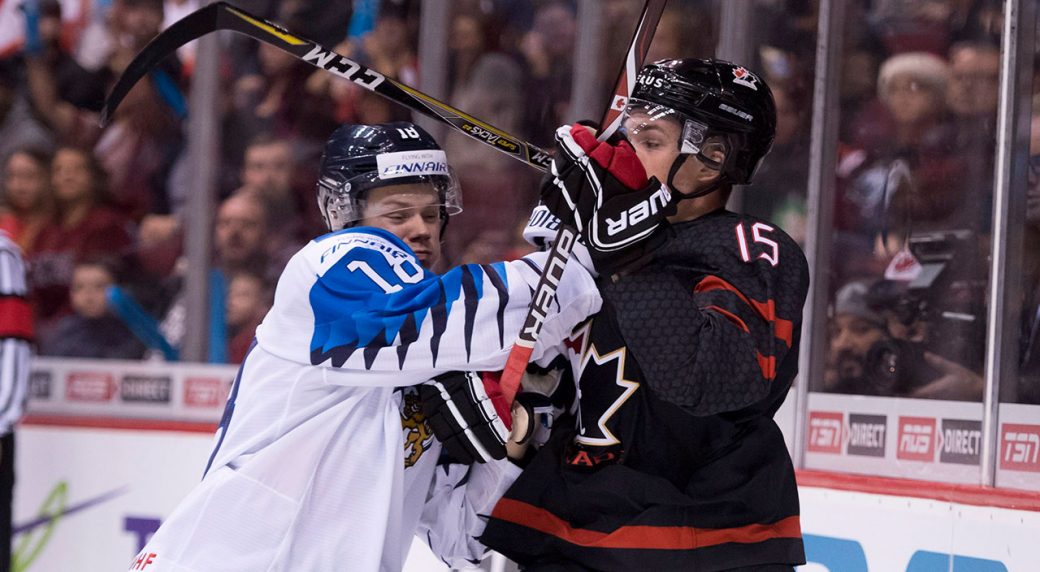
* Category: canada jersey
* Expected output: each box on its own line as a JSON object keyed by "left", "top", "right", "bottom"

{"left": 482, "top": 209, "right": 809, "bottom": 571}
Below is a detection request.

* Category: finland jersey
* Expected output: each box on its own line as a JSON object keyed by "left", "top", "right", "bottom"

{"left": 130, "top": 227, "right": 600, "bottom": 572}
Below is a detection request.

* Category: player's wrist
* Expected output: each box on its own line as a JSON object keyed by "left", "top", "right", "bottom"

{"left": 505, "top": 440, "right": 530, "bottom": 461}
{"left": 506, "top": 399, "right": 530, "bottom": 460}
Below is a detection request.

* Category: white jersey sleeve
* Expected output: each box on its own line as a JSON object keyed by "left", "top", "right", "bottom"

{"left": 416, "top": 458, "right": 521, "bottom": 568}
{"left": 256, "top": 227, "right": 600, "bottom": 386}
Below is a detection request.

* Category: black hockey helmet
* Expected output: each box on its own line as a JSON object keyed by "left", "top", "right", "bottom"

{"left": 316, "top": 121, "right": 462, "bottom": 231}
{"left": 627, "top": 58, "right": 777, "bottom": 186}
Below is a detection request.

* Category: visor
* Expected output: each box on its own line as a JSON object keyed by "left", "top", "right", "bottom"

{"left": 621, "top": 98, "right": 728, "bottom": 168}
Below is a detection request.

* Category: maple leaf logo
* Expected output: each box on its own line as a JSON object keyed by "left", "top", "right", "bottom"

{"left": 731, "top": 67, "right": 759, "bottom": 91}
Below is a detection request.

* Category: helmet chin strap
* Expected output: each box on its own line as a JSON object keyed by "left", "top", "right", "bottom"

{"left": 666, "top": 153, "right": 725, "bottom": 201}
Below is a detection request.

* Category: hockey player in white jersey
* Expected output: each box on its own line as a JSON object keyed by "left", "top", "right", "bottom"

{"left": 129, "top": 122, "right": 600, "bottom": 572}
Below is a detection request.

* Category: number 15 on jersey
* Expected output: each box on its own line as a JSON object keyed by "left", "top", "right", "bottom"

{"left": 735, "top": 222, "right": 780, "bottom": 267}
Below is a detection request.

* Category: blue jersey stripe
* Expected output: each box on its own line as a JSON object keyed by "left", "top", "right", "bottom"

{"left": 202, "top": 339, "right": 256, "bottom": 478}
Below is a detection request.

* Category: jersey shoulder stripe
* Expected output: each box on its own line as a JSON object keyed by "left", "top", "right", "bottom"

{"left": 296, "top": 227, "right": 511, "bottom": 369}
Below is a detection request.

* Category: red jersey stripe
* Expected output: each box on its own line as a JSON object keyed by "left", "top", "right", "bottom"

{"left": 704, "top": 305, "right": 750, "bottom": 333}
{"left": 756, "top": 352, "right": 777, "bottom": 380}
{"left": 491, "top": 498, "right": 801, "bottom": 550}
{"left": 694, "top": 276, "right": 794, "bottom": 347}
{"left": 0, "top": 296, "right": 34, "bottom": 340}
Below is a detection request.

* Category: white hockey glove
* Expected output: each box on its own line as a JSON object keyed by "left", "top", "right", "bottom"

{"left": 420, "top": 371, "right": 510, "bottom": 464}
{"left": 523, "top": 204, "right": 598, "bottom": 276}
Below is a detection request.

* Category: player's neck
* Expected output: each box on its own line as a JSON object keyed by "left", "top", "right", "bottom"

{"left": 667, "top": 191, "right": 728, "bottom": 223}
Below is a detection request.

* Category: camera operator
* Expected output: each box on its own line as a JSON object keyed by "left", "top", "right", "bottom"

{"left": 827, "top": 276, "right": 985, "bottom": 401}
{"left": 826, "top": 279, "right": 895, "bottom": 395}
{"left": 866, "top": 261, "right": 986, "bottom": 401}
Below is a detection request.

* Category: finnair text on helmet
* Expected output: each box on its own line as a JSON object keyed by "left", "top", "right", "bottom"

{"left": 376, "top": 149, "right": 449, "bottom": 180}
{"left": 605, "top": 186, "right": 672, "bottom": 237}
{"left": 380, "top": 161, "right": 449, "bottom": 178}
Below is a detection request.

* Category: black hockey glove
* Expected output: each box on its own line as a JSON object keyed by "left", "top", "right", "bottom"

{"left": 540, "top": 123, "right": 676, "bottom": 275}
{"left": 419, "top": 371, "right": 510, "bottom": 464}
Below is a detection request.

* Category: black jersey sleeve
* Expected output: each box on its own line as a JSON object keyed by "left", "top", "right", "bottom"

{"left": 602, "top": 211, "right": 809, "bottom": 416}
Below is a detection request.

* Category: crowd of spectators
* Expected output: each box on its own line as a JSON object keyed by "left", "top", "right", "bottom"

{"left": 785, "top": 0, "right": 1033, "bottom": 403}
{"left": 0, "top": 0, "right": 1036, "bottom": 406}
{"left": 0, "top": 0, "right": 636, "bottom": 365}
{"left": 2, "top": 0, "right": 347, "bottom": 365}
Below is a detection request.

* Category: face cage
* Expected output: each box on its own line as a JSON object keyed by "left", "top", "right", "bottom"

{"left": 317, "top": 170, "right": 462, "bottom": 232}
{"left": 621, "top": 99, "right": 730, "bottom": 172}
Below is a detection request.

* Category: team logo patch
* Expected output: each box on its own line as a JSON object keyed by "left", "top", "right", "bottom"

{"left": 731, "top": 66, "right": 759, "bottom": 91}
{"left": 401, "top": 389, "right": 434, "bottom": 467}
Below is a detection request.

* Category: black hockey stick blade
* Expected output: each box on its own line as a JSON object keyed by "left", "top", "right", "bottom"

{"left": 101, "top": 2, "right": 552, "bottom": 172}
{"left": 100, "top": 2, "right": 221, "bottom": 126}
{"left": 500, "top": 0, "right": 667, "bottom": 405}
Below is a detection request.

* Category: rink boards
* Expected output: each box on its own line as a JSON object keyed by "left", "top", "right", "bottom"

{"left": 13, "top": 358, "right": 1040, "bottom": 571}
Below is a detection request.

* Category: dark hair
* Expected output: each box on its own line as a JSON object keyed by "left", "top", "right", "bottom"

{"left": 74, "top": 256, "right": 123, "bottom": 283}
{"left": 117, "top": 0, "right": 164, "bottom": 14}
{"left": 227, "top": 269, "right": 273, "bottom": 305}
{"left": 378, "top": 0, "right": 412, "bottom": 21}
{"left": 0, "top": 58, "right": 18, "bottom": 90}
{"left": 1, "top": 146, "right": 53, "bottom": 209}
{"left": 245, "top": 132, "right": 289, "bottom": 152}
{"left": 53, "top": 146, "right": 113, "bottom": 206}
{"left": 3, "top": 145, "right": 53, "bottom": 174}
{"left": 39, "top": 0, "right": 62, "bottom": 18}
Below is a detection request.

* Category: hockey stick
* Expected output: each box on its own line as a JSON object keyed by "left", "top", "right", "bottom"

{"left": 499, "top": 0, "right": 668, "bottom": 405}
{"left": 100, "top": 2, "right": 552, "bottom": 172}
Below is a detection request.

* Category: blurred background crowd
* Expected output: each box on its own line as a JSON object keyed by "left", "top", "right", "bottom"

{"left": 0, "top": 0, "right": 1037, "bottom": 405}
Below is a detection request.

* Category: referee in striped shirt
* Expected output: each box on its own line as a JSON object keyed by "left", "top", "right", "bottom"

{"left": 0, "top": 230, "right": 31, "bottom": 572}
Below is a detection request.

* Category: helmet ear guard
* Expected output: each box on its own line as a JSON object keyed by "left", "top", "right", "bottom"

{"left": 678, "top": 117, "right": 729, "bottom": 173}
{"left": 316, "top": 176, "right": 359, "bottom": 232}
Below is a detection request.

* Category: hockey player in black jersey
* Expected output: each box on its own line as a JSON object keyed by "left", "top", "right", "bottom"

{"left": 480, "top": 59, "right": 810, "bottom": 571}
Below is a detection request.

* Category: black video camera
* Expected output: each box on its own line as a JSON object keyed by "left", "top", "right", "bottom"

{"left": 864, "top": 230, "right": 986, "bottom": 394}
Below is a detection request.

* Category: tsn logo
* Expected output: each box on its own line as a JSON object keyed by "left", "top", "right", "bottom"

{"left": 604, "top": 187, "right": 672, "bottom": 238}
{"left": 897, "top": 417, "right": 937, "bottom": 461}
{"left": 1000, "top": 424, "right": 1040, "bottom": 472}
{"left": 807, "top": 412, "right": 843, "bottom": 454}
